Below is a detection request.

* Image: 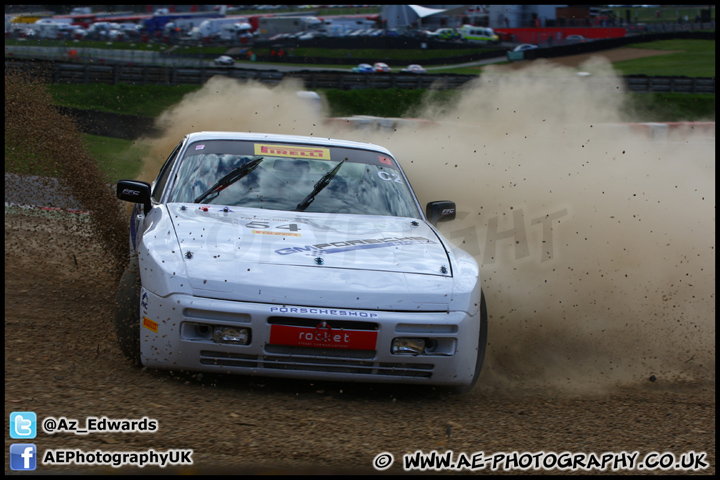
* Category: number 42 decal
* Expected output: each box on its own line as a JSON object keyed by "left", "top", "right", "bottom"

{"left": 246, "top": 221, "right": 300, "bottom": 232}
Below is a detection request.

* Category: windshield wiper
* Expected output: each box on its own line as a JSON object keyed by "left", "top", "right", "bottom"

{"left": 194, "top": 156, "right": 263, "bottom": 204}
{"left": 295, "top": 159, "right": 346, "bottom": 212}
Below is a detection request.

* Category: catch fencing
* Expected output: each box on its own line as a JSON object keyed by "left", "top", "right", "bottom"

{"left": 5, "top": 59, "right": 714, "bottom": 94}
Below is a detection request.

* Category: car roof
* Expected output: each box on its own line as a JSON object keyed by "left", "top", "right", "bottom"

{"left": 184, "top": 131, "right": 393, "bottom": 155}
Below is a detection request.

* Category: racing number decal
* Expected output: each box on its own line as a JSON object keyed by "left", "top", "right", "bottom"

{"left": 246, "top": 221, "right": 300, "bottom": 231}
{"left": 246, "top": 221, "right": 301, "bottom": 235}
{"left": 377, "top": 171, "right": 403, "bottom": 184}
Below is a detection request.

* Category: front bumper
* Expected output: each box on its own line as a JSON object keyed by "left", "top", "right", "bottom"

{"left": 139, "top": 289, "right": 480, "bottom": 386}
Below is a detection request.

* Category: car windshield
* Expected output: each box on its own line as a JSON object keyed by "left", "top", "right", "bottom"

{"left": 167, "top": 139, "right": 421, "bottom": 218}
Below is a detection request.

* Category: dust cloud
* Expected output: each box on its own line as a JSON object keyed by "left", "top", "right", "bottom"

{"left": 136, "top": 57, "right": 715, "bottom": 394}
{"left": 136, "top": 77, "right": 326, "bottom": 183}
{"left": 5, "top": 70, "right": 129, "bottom": 279}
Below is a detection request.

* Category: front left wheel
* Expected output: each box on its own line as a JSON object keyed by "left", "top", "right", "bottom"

{"left": 113, "top": 256, "right": 142, "bottom": 366}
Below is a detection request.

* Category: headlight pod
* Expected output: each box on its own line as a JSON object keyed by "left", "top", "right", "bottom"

{"left": 392, "top": 338, "right": 427, "bottom": 355}
{"left": 213, "top": 326, "right": 250, "bottom": 345}
{"left": 181, "top": 322, "right": 251, "bottom": 346}
{"left": 392, "top": 337, "right": 455, "bottom": 356}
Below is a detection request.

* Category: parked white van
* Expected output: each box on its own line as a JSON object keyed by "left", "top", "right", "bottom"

{"left": 460, "top": 25, "right": 499, "bottom": 44}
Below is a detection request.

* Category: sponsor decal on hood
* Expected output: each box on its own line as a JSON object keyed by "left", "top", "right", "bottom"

{"left": 275, "top": 236, "right": 436, "bottom": 256}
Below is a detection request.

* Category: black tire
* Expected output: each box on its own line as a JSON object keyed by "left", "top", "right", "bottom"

{"left": 113, "top": 256, "right": 142, "bottom": 366}
{"left": 448, "top": 290, "right": 488, "bottom": 394}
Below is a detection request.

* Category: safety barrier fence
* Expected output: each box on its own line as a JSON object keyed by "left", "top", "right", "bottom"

{"left": 5, "top": 59, "right": 715, "bottom": 94}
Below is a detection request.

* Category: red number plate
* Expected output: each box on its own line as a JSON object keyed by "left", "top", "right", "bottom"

{"left": 270, "top": 324, "right": 377, "bottom": 350}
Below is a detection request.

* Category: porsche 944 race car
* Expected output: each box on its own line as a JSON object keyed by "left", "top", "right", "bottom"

{"left": 115, "top": 132, "right": 487, "bottom": 392}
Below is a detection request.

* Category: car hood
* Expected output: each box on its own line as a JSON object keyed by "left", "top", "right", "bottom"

{"left": 169, "top": 204, "right": 450, "bottom": 275}
{"left": 159, "top": 205, "right": 463, "bottom": 309}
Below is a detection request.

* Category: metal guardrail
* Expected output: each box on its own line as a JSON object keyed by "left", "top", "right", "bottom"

{"left": 5, "top": 59, "right": 473, "bottom": 90}
{"left": 5, "top": 45, "right": 215, "bottom": 68}
{"left": 5, "top": 59, "right": 715, "bottom": 94}
{"left": 625, "top": 76, "right": 716, "bottom": 94}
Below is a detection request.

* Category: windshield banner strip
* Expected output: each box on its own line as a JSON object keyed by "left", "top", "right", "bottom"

{"left": 254, "top": 144, "right": 331, "bottom": 160}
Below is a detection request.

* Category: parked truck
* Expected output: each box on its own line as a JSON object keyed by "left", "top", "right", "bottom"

{"left": 32, "top": 18, "right": 72, "bottom": 39}
{"left": 189, "top": 16, "right": 253, "bottom": 42}
{"left": 315, "top": 15, "right": 376, "bottom": 37}
{"left": 217, "top": 21, "right": 254, "bottom": 42}
{"left": 256, "top": 16, "right": 322, "bottom": 39}
{"left": 142, "top": 12, "right": 221, "bottom": 35}
{"left": 162, "top": 17, "right": 211, "bottom": 36}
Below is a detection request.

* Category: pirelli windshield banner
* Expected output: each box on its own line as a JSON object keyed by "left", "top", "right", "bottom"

{"left": 255, "top": 143, "right": 331, "bottom": 160}
{"left": 185, "top": 140, "right": 396, "bottom": 168}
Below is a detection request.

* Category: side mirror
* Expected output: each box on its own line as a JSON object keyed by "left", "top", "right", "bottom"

{"left": 426, "top": 200, "right": 456, "bottom": 226}
{"left": 117, "top": 180, "right": 152, "bottom": 215}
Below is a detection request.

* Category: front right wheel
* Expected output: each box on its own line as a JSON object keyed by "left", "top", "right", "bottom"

{"left": 449, "top": 290, "right": 488, "bottom": 394}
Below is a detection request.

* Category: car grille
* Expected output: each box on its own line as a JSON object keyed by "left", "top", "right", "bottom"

{"left": 199, "top": 348, "right": 434, "bottom": 378}
{"left": 267, "top": 316, "right": 378, "bottom": 330}
{"left": 197, "top": 316, "right": 434, "bottom": 379}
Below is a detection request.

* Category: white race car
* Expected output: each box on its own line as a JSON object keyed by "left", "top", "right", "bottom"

{"left": 214, "top": 55, "right": 235, "bottom": 66}
{"left": 401, "top": 64, "right": 427, "bottom": 74}
{"left": 115, "top": 132, "right": 487, "bottom": 392}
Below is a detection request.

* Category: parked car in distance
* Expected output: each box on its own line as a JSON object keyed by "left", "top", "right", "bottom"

{"left": 427, "top": 27, "right": 460, "bottom": 41}
{"left": 373, "top": 62, "right": 391, "bottom": 73}
{"left": 565, "top": 35, "right": 587, "bottom": 44}
{"left": 214, "top": 55, "right": 234, "bottom": 66}
{"left": 512, "top": 43, "right": 539, "bottom": 52}
{"left": 56, "top": 24, "right": 86, "bottom": 40}
{"left": 401, "top": 64, "right": 426, "bottom": 74}
{"left": 352, "top": 63, "right": 374, "bottom": 73}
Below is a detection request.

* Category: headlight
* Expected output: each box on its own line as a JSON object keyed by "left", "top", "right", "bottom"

{"left": 392, "top": 337, "right": 452, "bottom": 356}
{"left": 213, "top": 327, "right": 250, "bottom": 345}
{"left": 392, "top": 338, "right": 426, "bottom": 355}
